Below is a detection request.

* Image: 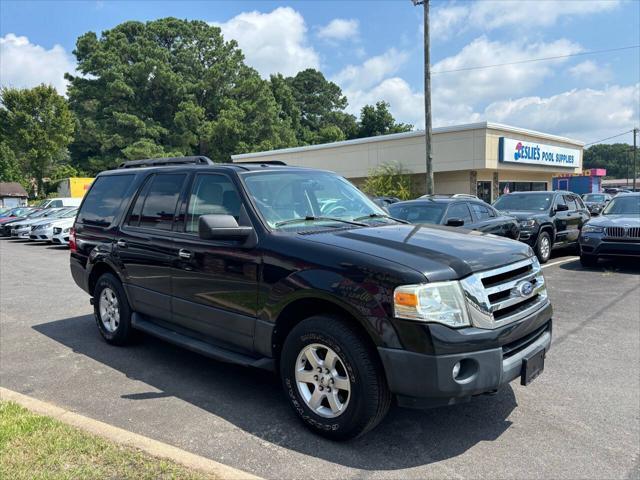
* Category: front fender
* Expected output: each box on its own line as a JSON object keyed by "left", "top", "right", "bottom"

{"left": 261, "top": 268, "right": 402, "bottom": 349}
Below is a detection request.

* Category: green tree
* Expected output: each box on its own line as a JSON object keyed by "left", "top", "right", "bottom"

{"left": 283, "top": 69, "right": 356, "bottom": 144}
{"left": 0, "top": 142, "right": 25, "bottom": 186}
{"left": 66, "top": 18, "right": 297, "bottom": 173}
{"left": 583, "top": 143, "right": 638, "bottom": 179}
{"left": 362, "top": 162, "right": 414, "bottom": 200}
{"left": 357, "top": 101, "right": 413, "bottom": 138}
{"left": 0, "top": 85, "right": 75, "bottom": 196}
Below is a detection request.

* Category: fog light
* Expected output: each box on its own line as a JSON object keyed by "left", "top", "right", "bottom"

{"left": 452, "top": 362, "right": 461, "bottom": 379}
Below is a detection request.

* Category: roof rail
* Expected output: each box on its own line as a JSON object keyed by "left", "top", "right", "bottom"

{"left": 118, "top": 156, "right": 214, "bottom": 169}
{"left": 233, "top": 160, "right": 287, "bottom": 166}
{"left": 419, "top": 193, "right": 478, "bottom": 199}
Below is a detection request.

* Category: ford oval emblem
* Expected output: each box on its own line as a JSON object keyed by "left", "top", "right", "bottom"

{"left": 516, "top": 280, "right": 534, "bottom": 297}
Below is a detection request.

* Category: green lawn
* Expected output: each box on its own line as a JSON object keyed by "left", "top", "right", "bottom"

{"left": 0, "top": 401, "right": 215, "bottom": 479}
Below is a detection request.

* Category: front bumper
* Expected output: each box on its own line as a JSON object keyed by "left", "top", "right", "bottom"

{"left": 580, "top": 234, "right": 640, "bottom": 256}
{"left": 379, "top": 308, "right": 552, "bottom": 408}
{"left": 12, "top": 228, "right": 30, "bottom": 238}
{"left": 29, "top": 227, "right": 53, "bottom": 241}
{"left": 518, "top": 228, "right": 539, "bottom": 246}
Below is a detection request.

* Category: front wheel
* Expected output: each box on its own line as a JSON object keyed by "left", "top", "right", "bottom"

{"left": 280, "top": 315, "right": 391, "bottom": 440}
{"left": 536, "top": 231, "right": 552, "bottom": 264}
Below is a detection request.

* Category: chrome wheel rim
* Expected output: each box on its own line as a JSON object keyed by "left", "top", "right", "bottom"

{"left": 295, "top": 343, "right": 351, "bottom": 418}
{"left": 540, "top": 236, "right": 550, "bottom": 259}
{"left": 99, "top": 287, "right": 120, "bottom": 333}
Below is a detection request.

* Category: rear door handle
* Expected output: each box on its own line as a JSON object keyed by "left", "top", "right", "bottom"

{"left": 116, "top": 240, "right": 127, "bottom": 248}
{"left": 178, "top": 249, "right": 192, "bottom": 260}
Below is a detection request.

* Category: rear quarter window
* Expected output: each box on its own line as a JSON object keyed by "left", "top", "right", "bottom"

{"left": 77, "top": 174, "right": 135, "bottom": 226}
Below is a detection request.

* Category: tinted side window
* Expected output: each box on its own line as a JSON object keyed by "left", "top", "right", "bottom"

{"left": 555, "top": 195, "right": 567, "bottom": 208}
{"left": 445, "top": 203, "right": 473, "bottom": 223}
{"left": 575, "top": 196, "right": 586, "bottom": 210}
{"left": 78, "top": 174, "right": 134, "bottom": 226}
{"left": 50, "top": 200, "right": 63, "bottom": 208}
{"left": 186, "top": 174, "right": 242, "bottom": 233}
{"left": 470, "top": 203, "right": 494, "bottom": 220}
{"left": 127, "top": 177, "right": 153, "bottom": 227}
{"left": 138, "top": 174, "right": 186, "bottom": 230}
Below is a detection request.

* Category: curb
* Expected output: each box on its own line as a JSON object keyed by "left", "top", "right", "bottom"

{"left": 0, "top": 387, "right": 262, "bottom": 480}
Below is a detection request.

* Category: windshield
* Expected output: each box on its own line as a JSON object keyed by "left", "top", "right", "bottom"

{"left": 388, "top": 203, "right": 446, "bottom": 224}
{"left": 27, "top": 209, "right": 48, "bottom": 218}
{"left": 241, "top": 171, "right": 387, "bottom": 229}
{"left": 602, "top": 196, "right": 640, "bottom": 215}
{"left": 493, "top": 193, "right": 553, "bottom": 211}
{"left": 583, "top": 194, "right": 606, "bottom": 202}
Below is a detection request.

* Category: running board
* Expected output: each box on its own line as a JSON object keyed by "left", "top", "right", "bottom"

{"left": 131, "top": 313, "right": 274, "bottom": 371}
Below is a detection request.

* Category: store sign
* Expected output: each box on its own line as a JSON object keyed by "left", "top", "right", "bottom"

{"left": 499, "top": 137, "right": 580, "bottom": 168}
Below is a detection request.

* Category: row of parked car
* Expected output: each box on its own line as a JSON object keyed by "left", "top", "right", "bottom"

{"left": 0, "top": 197, "right": 82, "bottom": 245}
{"left": 374, "top": 190, "right": 639, "bottom": 266}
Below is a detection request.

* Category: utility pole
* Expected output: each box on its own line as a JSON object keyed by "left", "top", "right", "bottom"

{"left": 634, "top": 128, "right": 638, "bottom": 191}
{"left": 413, "top": 0, "right": 434, "bottom": 195}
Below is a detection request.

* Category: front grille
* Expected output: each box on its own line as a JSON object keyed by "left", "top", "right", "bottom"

{"left": 604, "top": 226, "right": 640, "bottom": 239}
{"left": 460, "top": 257, "right": 548, "bottom": 330}
{"left": 605, "top": 226, "right": 625, "bottom": 238}
{"left": 53, "top": 227, "right": 62, "bottom": 234}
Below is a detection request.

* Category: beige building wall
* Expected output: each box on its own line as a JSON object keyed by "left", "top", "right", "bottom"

{"left": 232, "top": 122, "right": 584, "bottom": 200}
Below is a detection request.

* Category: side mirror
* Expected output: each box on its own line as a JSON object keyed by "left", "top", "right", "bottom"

{"left": 555, "top": 204, "right": 569, "bottom": 212}
{"left": 198, "top": 214, "right": 252, "bottom": 241}
{"left": 446, "top": 218, "right": 465, "bottom": 227}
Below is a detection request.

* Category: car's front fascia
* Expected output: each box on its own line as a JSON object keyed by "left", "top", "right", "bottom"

{"left": 580, "top": 215, "right": 640, "bottom": 258}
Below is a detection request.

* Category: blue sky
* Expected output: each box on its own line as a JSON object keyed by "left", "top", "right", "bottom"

{"left": 1, "top": 0, "right": 639, "bottom": 144}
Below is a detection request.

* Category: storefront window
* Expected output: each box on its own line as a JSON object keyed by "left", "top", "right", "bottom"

{"left": 476, "top": 181, "right": 492, "bottom": 203}
{"left": 498, "top": 181, "right": 547, "bottom": 195}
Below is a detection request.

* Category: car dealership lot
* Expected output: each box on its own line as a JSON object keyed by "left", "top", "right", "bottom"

{"left": 1, "top": 238, "right": 638, "bottom": 479}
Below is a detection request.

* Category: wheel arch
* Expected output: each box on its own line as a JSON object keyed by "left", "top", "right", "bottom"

{"left": 88, "top": 260, "right": 122, "bottom": 295}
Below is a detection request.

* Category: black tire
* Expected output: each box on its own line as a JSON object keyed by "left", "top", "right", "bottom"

{"left": 580, "top": 253, "right": 599, "bottom": 267}
{"left": 536, "top": 231, "right": 552, "bottom": 264}
{"left": 280, "top": 315, "right": 391, "bottom": 440}
{"left": 93, "top": 273, "right": 135, "bottom": 345}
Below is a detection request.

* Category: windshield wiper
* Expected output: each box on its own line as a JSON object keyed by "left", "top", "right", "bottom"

{"left": 353, "top": 213, "right": 410, "bottom": 224}
{"left": 275, "top": 216, "right": 367, "bottom": 228}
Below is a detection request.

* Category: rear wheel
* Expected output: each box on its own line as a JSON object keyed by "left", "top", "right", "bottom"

{"left": 93, "top": 273, "right": 135, "bottom": 345}
{"left": 280, "top": 315, "right": 391, "bottom": 440}
{"left": 580, "top": 253, "right": 599, "bottom": 267}
{"left": 536, "top": 231, "right": 552, "bottom": 264}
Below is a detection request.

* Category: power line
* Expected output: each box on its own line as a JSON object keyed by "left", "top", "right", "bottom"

{"left": 432, "top": 45, "right": 640, "bottom": 75}
{"left": 584, "top": 130, "right": 634, "bottom": 147}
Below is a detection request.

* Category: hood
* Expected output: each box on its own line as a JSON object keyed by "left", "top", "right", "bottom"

{"left": 496, "top": 210, "right": 549, "bottom": 221}
{"left": 302, "top": 224, "right": 533, "bottom": 281}
{"left": 586, "top": 214, "right": 640, "bottom": 227}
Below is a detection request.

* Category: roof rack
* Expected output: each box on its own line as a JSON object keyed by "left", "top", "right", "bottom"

{"left": 419, "top": 193, "right": 479, "bottom": 199}
{"left": 233, "top": 160, "right": 287, "bottom": 166}
{"left": 118, "top": 156, "right": 214, "bottom": 169}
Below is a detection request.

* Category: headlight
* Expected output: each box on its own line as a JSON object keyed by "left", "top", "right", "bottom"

{"left": 582, "top": 225, "right": 604, "bottom": 233}
{"left": 40, "top": 223, "right": 51, "bottom": 229}
{"left": 394, "top": 281, "right": 470, "bottom": 327}
{"left": 519, "top": 219, "right": 536, "bottom": 228}
{"left": 63, "top": 227, "right": 70, "bottom": 233}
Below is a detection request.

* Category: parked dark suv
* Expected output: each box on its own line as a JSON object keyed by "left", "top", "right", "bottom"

{"left": 70, "top": 157, "right": 553, "bottom": 439}
{"left": 493, "top": 191, "right": 590, "bottom": 263}
{"left": 388, "top": 194, "right": 520, "bottom": 239}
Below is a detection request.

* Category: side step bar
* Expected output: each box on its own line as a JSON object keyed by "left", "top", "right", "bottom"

{"left": 131, "top": 313, "right": 274, "bottom": 371}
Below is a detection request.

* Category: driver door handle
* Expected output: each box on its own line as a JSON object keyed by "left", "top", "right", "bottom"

{"left": 178, "top": 249, "right": 193, "bottom": 260}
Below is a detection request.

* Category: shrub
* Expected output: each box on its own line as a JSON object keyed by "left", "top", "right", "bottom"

{"left": 362, "top": 162, "right": 414, "bottom": 200}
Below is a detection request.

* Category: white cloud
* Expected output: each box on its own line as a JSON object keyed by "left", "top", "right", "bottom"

{"left": 333, "top": 48, "right": 409, "bottom": 91}
{"left": 569, "top": 60, "right": 613, "bottom": 84}
{"left": 0, "top": 33, "right": 75, "bottom": 94}
{"left": 432, "top": 36, "right": 583, "bottom": 106}
{"left": 213, "top": 7, "right": 319, "bottom": 78}
{"left": 432, "top": 0, "right": 620, "bottom": 39}
{"left": 483, "top": 84, "right": 639, "bottom": 143}
{"left": 317, "top": 18, "right": 359, "bottom": 41}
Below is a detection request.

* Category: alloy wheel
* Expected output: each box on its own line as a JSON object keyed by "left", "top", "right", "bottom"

{"left": 99, "top": 287, "right": 120, "bottom": 333}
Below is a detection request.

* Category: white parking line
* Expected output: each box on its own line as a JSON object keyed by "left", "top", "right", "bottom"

{"left": 542, "top": 257, "right": 579, "bottom": 269}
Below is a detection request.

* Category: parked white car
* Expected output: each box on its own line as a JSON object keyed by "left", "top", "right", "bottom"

{"left": 29, "top": 209, "right": 78, "bottom": 242}
{"left": 37, "top": 197, "right": 83, "bottom": 208}
{"left": 11, "top": 208, "right": 69, "bottom": 238}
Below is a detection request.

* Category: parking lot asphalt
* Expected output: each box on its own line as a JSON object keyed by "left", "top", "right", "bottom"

{"left": 1, "top": 237, "right": 639, "bottom": 480}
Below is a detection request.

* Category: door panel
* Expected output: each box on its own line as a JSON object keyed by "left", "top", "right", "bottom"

{"left": 170, "top": 173, "right": 259, "bottom": 352}
{"left": 553, "top": 195, "right": 570, "bottom": 244}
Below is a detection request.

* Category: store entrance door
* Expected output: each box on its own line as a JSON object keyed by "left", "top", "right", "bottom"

{"left": 498, "top": 181, "right": 548, "bottom": 195}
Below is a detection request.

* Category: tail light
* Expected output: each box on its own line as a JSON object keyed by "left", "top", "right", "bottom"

{"left": 69, "top": 227, "right": 77, "bottom": 252}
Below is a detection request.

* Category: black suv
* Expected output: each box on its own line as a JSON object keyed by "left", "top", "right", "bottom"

{"left": 388, "top": 194, "right": 520, "bottom": 239}
{"left": 493, "top": 191, "right": 590, "bottom": 263}
{"left": 70, "top": 157, "right": 553, "bottom": 439}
